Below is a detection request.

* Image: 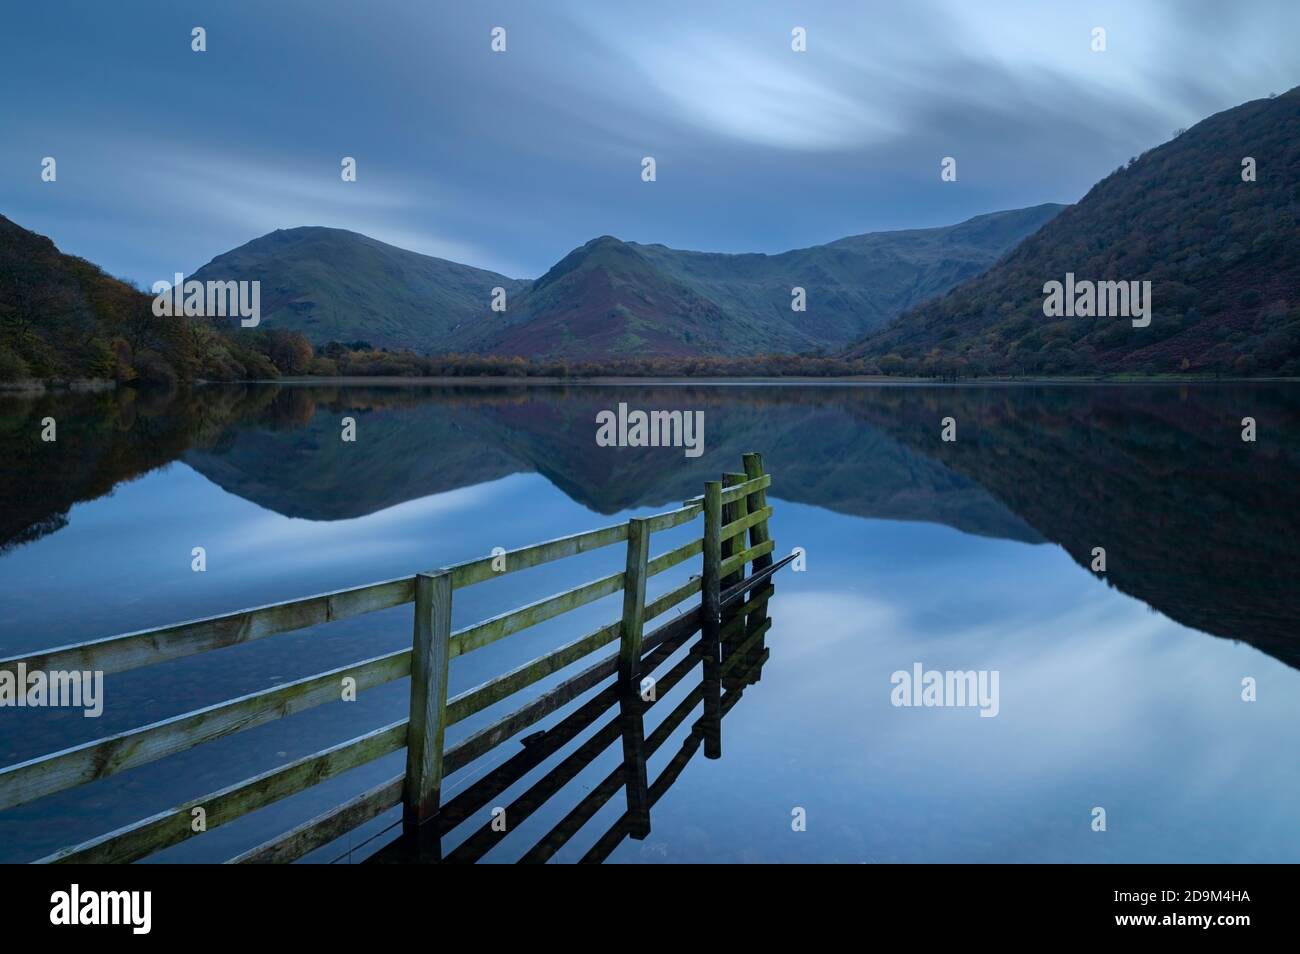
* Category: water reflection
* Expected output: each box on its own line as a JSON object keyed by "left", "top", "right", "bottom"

{"left": 3, "top": 382, "right": 1296, "bottom": 667}
{"left": 364, "top": 572, "right": 775, "bottom": 864}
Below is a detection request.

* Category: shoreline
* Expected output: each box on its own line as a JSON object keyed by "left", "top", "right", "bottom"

{"left": 212, "top": 373, "right": 1300, "bottom": 387}
{"left": 4, "top": 373, "right": 1298, "bottom": 394}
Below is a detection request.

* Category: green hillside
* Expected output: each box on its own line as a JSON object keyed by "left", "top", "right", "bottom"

{"left": 0, "top": 214, "right": 272, "bottom": 385}
{"left": 190, "top": 227, "right": 530, "bottom": 351}
{"left": 847, "top": 88, "right": 1300, "bottom": 375}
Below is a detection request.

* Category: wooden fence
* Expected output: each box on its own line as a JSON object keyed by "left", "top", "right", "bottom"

{"left": 0, "top": 452, "right": 786, "bottom": 864}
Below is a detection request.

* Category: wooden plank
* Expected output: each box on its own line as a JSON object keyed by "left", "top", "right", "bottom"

{"left": 229, "top": 775, "right": 404, "bottom": 864}
{"left": 644, "top": 576, "right": 701, "bottom": 622}
{"left": 38, "top": 722, "right": 407, "bottom": 865}
{"left": 445, "top": 619, "right": 621, "bottom": 725}
{"left": 404, "top": 572, "right": 452, "bottom": 835}
{"left": 720, "top": 539, "right": 775, "bottom": 579}
{"left": 618, "top": 518, "right": 650, "bottom": 683}
{"left": 720, "top": 506, "right": 773, "bottom": 546}
{"left": 34, "top": 574, "right": 714, "bottom": 864}
{"left": 0, "top": 577, "right": 415, "bottom": 681}
{"left": 0, "top": 648, "right": 410, "bottom": 813}
{"left": 450, "top": 569, "right": 624, "bottom": 657}
{"left": 643, "top": 503, "right": 703, "bottom": 534}
{"left": 682, "top": 474, "right": 769, "bottom": 507}
{"left": 646, "top": 537, "right": 703, "bottom": 577}
{"left": 444, "top": 522, "right": 628, "bottom": 590}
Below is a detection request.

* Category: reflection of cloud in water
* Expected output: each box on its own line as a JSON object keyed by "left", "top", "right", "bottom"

{"left": 196, "top": 471, "right": 516, "bottom": 573}
{"left": 769, "top": 581, "right": 1300, "bottom": 786}
{"left": 773, "top": 591, "right": 900, "bottom": 661}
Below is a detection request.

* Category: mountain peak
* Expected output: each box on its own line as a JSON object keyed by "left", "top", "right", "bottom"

{"left": 190, "top": 227, "right": 529, "bottom": 350}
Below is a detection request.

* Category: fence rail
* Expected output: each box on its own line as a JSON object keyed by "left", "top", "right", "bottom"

{"left": 3, "top": 452, "right": 784, "bottom": 864}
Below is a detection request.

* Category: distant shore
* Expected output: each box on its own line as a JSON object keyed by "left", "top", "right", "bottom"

{"left": 235, "top": 374, "right": 1300, "bottom": 387}
{"left": 5, "top": 373, "right": 1297, "bottom": 395}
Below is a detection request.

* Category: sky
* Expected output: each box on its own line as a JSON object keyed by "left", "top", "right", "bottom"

{"left": 1, "top": 0, "right": 1297, "bottom": 285}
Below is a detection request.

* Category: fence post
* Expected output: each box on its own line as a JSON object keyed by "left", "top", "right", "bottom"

{"left": 719, "top": 470, "right": 750, "bottom": 674}
{"left": 701, "top": 481, "right": 723, "bottom": 759}
{"left": 404, "top": 571, "right": 453, "bottom": 842}
{"left": 742, "top": 452, "right": 773, "bottom": 571}
{"left": 618, "top": 517, "right": 650, "bottom": 683}
{"left": 742, "top": 452, "right": 774, "bottom": 685}
{"left": 721, "top": 472, "right": 748, "bottom": 590}
{"left": 617, "top": 516, "right": 652, "bottom": 837}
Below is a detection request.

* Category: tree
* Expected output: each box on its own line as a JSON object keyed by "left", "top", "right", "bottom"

{"left": 268, "top": 330, "right": 314, "bottom": 374}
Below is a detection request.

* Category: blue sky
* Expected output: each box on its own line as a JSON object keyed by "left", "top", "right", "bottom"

{"left": 2, "top": 0, "right": 1296, "bottom": 285}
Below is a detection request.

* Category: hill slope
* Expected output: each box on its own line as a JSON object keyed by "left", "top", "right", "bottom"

{"left": 190, "top": 227, "right": 530, "bottom": 351}
{"left": 846, "top": 88, "right": 1300, "bottom": 375}
{"left": 453, "top": 205, "right": 1064, "bottom": 359}
{"left": 0, "top": 214, "right": 267, "bottom": 384}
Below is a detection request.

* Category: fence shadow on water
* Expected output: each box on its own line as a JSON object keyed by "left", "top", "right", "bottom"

{"left": 363, "top": 560, "right": 779, "bottom": 864}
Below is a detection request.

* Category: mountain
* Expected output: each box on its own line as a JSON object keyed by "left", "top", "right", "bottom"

{"left": 446, "top": 235, "right": 792, "bottom": 358}
{"left": 846, "top": 88, "right": 1300, "bottom": 376}
{"left": 189, "top": 208, "right": 1063, "bottom": 359}
{"left": 189, "top": 227, "right": 530, "bottom": 351}
{"left": 0, "top": 214, "right": 269, "bottom": 385}
{"left": 448, "top": 205, "right": 1065, "bottom": 359}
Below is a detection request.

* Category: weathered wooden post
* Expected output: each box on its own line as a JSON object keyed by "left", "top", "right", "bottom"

{"left": 404, "top": 571, "right": 453, "bottom": 846}
{"left": 617, "top": 517, "right": 652, "bottom": 837}
{"left": 719, "top": 469, "right": 750, "bottom": 673}
{"left": 618, "top": 518, "right": 650, "bottom": 683}
{"left": 742, "top": 452, "right": 774, "bottom": 684}
{"left": 741, "top": 452, "right": 773, "bottom": 572}
{"left": 721, "top": 471, "right": 748, "bottom": 591}
{"left": 701, "top": 480, "right": 723, "bottom": 759}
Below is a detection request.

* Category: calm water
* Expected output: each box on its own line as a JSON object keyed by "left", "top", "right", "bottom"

{"left": 1, "top": 382, "right": 1298, "bottom": 863}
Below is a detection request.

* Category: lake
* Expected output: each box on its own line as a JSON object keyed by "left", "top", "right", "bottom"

{"left": 1, "top": 381, "right": 1298, "bottom": 863}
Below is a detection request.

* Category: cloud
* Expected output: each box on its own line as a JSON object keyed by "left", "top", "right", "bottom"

{"left": 2, "top": 0, "right": 1296, "bottom": 281}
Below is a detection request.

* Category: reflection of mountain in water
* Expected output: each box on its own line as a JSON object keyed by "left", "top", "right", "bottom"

{"left": 181, "top": 385, "right": 1042, "bottom": 542}
{"left": 845, "top": 384, "right": 1300, "bottom": 668}
{"left": 4, "top": 382, "right": 1298, "bottom": 668}
{"left": 0, "top": 387, "right": 275, "bottom": 552}
{"left": 185, "top": 391, "right": 523, "bottom": 521}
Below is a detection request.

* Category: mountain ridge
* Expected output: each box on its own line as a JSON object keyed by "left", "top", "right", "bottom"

{"left": 189, "top": 205, "right": 1066, "bottom": 358}
{"left": 845, "top": 88, "right": 1300, "bottom": 375}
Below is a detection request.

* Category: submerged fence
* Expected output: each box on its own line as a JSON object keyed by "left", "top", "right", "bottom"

{"left": 0, "top": 452, "right": 788, "bottom": 863}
